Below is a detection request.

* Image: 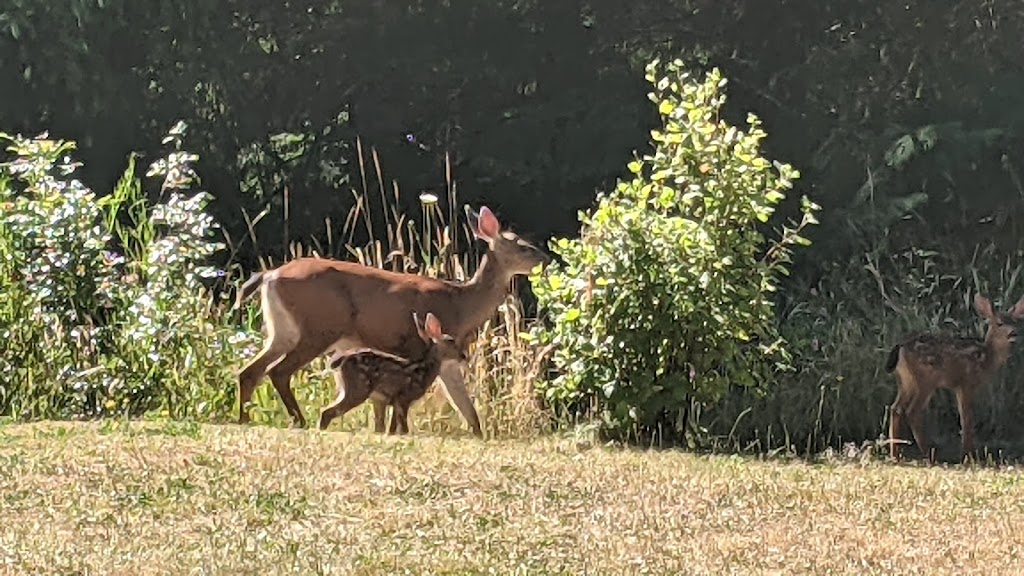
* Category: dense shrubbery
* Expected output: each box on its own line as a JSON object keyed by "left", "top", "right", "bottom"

{"left": 529, "top": 61, "right": 818, "bottom": 443}
{"left": 3, "top": 112, "right": 1023, "bottom": 455}
{"left": 0, "top": 124, "right": 255, "bottom": 420}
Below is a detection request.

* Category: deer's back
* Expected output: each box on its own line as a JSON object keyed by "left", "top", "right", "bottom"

{"left": 898, "top": 333, "right": 990, "bottom": 389}
{"left": 269, "top": 258, "right": 465, "bottom": 356}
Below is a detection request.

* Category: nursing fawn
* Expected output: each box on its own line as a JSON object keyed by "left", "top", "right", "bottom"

{"left": 886, "top": 292, "right": 1024, "bottom": 462}
{"left": 318, "top": 312, "right": 467, "bottom": 434}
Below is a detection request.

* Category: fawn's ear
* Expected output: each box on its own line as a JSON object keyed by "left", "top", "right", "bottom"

{"left": 423, "top": 312, "right": 444, "bottom": 340}
{"left": 1009, "top": 295, "right": 1024, "bottom": 320}
{"left": 974, "top": 293, "right": 996, "bottom": 319}
{"left": 469, "top": 206, "right": 501, "bottom": 242}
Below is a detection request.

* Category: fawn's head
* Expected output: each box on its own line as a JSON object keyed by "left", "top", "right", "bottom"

{"left": 975, "top": 293, "right": 1024, "bottom": 351}
{"left": 414, "top": 312, "right": 468, "bottom": 364}
{"left": 467, "top": 205, "right": 550, "bottom": 276}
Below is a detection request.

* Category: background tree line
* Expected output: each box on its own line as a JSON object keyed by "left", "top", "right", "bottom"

{"left": 5, "top": 1, "right": 1024, "bottom": 267}
{"left": 4, "top": 0, "right": 1024, "bottom": 453}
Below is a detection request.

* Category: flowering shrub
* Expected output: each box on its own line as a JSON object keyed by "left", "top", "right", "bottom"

{"left": 0, "top": 123, "right": 258, "bottom": 420}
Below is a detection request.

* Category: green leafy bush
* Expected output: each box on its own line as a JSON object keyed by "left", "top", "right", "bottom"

{"left": 529, "top": 60, "right": 820, "bottom": 443}
{"left": 0, "top": 124, "right": 255, "bottom": 420}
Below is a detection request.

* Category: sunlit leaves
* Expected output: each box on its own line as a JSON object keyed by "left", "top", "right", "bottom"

{"left": 0, "top": 123, "right": 246, "bottom": 421}
{"left": 530, "top": 61, "right": 820, "bottom": 444}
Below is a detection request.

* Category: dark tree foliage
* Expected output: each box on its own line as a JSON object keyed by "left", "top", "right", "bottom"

{"left": 3, "top": 0, "right": 1024, "bottom": 272}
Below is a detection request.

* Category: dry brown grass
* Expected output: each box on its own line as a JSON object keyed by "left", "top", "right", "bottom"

{"left": 1, "top": 421, "right": 1023, "bottom": 575}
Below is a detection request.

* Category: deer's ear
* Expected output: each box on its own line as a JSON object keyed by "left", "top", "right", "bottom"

{"left": 471, "top": 206, "right": 501, "bottom": 241}
{"left": 974, "top": 293, "right": 996, "bottom": 319}
{"left": 424, "top": 312, "right": 444, "bottom": 339}
{"left": 1009, "top": 295, "right": 1024, "bottom": 320}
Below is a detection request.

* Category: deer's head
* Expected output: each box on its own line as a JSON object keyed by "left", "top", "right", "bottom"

{"left": 414, "top": 312, "right": 468, "bottom": 365}
{"left": 976, "top": 293, "right": 1024, "bottom": 353}
{"left": 467, "top": 205, "right": 550, "bottom": 277}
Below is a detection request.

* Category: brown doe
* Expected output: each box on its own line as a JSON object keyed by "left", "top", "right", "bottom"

{"left": 886, "top": 292, "right": 1024, "bottom": 462}
{"left": 318, "top": 312, "right": 467, "bottom": 433}
{"left": 235, "top": 205, "right": 549, "bottom": 435}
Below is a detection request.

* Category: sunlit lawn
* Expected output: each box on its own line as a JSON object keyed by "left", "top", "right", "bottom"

{"left": 0, "top": 421, "right": 1022, "bottom": 575}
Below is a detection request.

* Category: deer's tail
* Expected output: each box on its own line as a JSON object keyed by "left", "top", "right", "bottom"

{"left": 235, "top": 272, "right": 265, "bottom": 311}
{"left": 884, "top": 344, "right": 902, "bottom": 373}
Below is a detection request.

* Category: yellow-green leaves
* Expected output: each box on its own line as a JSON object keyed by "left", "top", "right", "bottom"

{"left": 529, "top": 59, "right": 820, "bottom": 444}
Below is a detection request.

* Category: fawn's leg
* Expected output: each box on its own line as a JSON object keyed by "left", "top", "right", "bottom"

{"left": 372, "top": 397, "right": 390, "bottom": 434}
{"left": 387, "top": 402, "right": 401, "bottom": 435}
{"left": 332, "top": 369, "right": 388, "bottom": 432}
{"left": 389, "top": 399, "right": 411, "bottom": 435}
{"left": 889, "top": 388, "right": 909, "bottom": 460}
{"left": 320, "top": 382, "right": 371, "bottom": 430}
{"left": 906, "top": 390, "right": 935, "bottom": 463}
{"left": 955, "top": 387, "right": 976, "bottom": 462}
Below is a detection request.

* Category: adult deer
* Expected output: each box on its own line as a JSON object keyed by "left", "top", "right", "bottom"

{"left": 886, "top": 292, "right": 1024, "bottom": 463}
{"left": 235, "top": 205, "right": 549, "bottom": 435}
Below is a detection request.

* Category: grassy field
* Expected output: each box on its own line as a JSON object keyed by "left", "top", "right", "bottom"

{"left": 0, "top": 421, "right": 1023, "bottom": 575}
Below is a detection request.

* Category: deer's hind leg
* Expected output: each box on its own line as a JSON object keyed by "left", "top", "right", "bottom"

{"left": 906, "top": 389, "right": 936, "bottom": 463}
{"left": 238, "top": 291, "right": 301, "bottom": 424}
{"left": 239, "top": 338, "right": 293, "bottom": 424}
{"left": 889, "top": 388, "right": 910, "bottom": 461}
{"left": 267, "top": 336, "right": 333, "bottom": 428}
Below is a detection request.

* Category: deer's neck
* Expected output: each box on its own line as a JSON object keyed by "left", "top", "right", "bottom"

{"left": 410, "top": 349, "right": 445, "bottom": 387}
{"left": 983, "top": 338, "right": 1012, "bottom": 374}
{"left": 451, "top": 253, "right": 513, "bottom": 338}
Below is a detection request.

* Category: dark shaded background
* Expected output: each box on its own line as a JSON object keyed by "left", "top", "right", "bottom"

{"left": 5, "top": 0, "right": 1024, "bottom": 274}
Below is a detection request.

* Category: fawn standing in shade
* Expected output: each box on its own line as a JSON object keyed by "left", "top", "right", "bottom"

{"left": 318, "top": 312, "right": 468, "bottom": 434}
{"left": 886, "top": 292, "right": 1024, "bottom": 462}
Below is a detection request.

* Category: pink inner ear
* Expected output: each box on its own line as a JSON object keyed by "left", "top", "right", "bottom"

{"left": 476, "top": 206, "right": 501, "bottom": 239}
{"left": 974, "top": 294, "right": 995, "bottom": 318}
{"left": 1011, "top": 296, "right": 1024, "bottom": 319}
{"left": 425, "top": 313, "right": 443, "bottom": 339}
